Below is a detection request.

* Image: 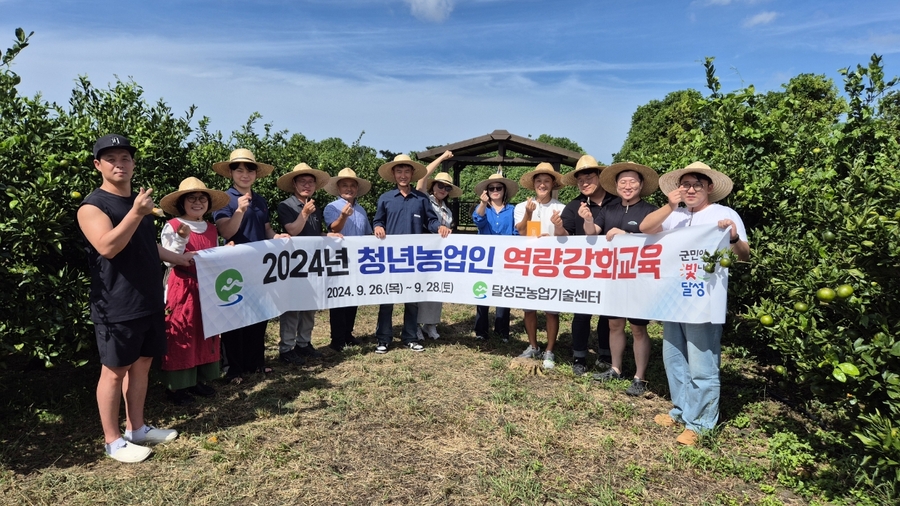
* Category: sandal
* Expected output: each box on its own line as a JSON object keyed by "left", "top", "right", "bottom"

{"left": 254, "top": 366, "right": 274, "bottom": 375}
{"left": 229, "top": 376, "right": 243, "bottom": 385}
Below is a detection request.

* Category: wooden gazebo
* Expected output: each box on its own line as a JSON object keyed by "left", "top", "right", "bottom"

{"left": 416, "top": 129, "right": 583, "bottom": 230}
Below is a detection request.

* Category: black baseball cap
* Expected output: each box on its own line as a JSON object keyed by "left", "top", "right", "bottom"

{"left": 93, "top": 134, "right": 136, "bottom": 160}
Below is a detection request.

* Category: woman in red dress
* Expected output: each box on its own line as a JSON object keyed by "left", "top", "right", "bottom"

{"left": 159, "top": 178, "right": 230, "bottom": 405}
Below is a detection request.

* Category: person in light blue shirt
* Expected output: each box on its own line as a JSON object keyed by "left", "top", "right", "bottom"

{"left": 471, "top": 172, "right": 519, "bottom": 342}
{"left": 323, "top": 168, "right": 373, "bottom": 351}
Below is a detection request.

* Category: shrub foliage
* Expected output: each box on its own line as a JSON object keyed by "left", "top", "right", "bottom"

{"left": 616, "top": 55, "right": 899, "bottom": 494}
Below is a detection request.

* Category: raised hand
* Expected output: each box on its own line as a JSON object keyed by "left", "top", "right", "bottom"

{"left": 237, "top": 192, "right": 251, "bottom": 213}
{"left": 133, "top": 187, "right": 155, "bottom": 216}
{"left": 301, "top": 199, "right": 316, "bottom": 218}
{"left": 577, "top": 201, "right": 592, "bottom": 221}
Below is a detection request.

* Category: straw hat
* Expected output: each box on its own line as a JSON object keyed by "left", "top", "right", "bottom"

{"left": 426, "top": 172, "right": 463, "bottom": 198}
{"left": 519, "top": 162, "right": 563, "bottom": 190}
{"left": 561, "top": 155, "right": 605, "bottom": 187}
{"left": 598, "top": 162, "right": 660, "bottom": 197}
{"left": 159, "top": 177, "right": 230, "bottom": 217}
{"left": 658, "top": 161, "right": 734, "bottom": 203}
{"left": 377, "top": 154, "right": 427, "bottom": 182}
{"left": 276, "top": 163, "right": 330, "bottom": 193}
{"left": 474, "top": 172, "right": 519, "bottom": 200}
{"left": 323, "top": 168, "right": 372, "bottom": 197}
{"left": 212, "top": 149, "right": 275, "bottom": 178}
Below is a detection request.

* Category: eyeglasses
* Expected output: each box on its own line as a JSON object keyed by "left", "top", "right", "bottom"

{"left": 434, "top": 183, "right": 452, "bottom": 191}
{"left": 680, "top": 182, "right": 706, "bottom": 191}
{"left": 295, "top": 178, "right": 317, "bottom": 186}
{"left": 185, "top": 195, "right": 209, "bottom": 203}
{"left": 487, "top": 185, "right": 505, "bottom": 192}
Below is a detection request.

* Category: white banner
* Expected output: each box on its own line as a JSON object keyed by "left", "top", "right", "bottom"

{"left": 195, "top": 225, "right": 731, "bottom": 337}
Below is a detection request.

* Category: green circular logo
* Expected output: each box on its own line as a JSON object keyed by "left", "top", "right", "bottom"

{"left": 215, "top": 269, "right": 244, "bottom": 303}
{"left": 472, "top": 281, "right": 488, "bottom": 299}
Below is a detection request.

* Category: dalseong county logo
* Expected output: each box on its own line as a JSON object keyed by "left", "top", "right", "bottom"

{"left": 216, "top": 269, "right": 244, "bottom": 306}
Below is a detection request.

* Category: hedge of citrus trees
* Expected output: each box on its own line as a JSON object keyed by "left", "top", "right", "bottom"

{"left": 0, "top": 29, "right": 390, "bottom": 368}
{"left": 3, "top": 26, "right": 899, "bottom": 494}
{"left": 617, "top": 56, "right": 899, "bottom": 495}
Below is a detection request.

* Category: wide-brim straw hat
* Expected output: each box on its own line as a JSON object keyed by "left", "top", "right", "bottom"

{"left": 212, "top": 148, "right": 275, "bottom": 178}
{"left": 378, "top": 154, "right": 427, "bottom": 182}
{"left": 276, "top": 163, "right": 330, "bottom": 193}
{"left": 519, "top": 162, "right": 563, "bottom": 190}
{"left": 159, "top": 177, "right": 230, "bottom": 217}
{"left": 474, "top": 172, "right": 519, "bottom": 200}
{"left": 599, "top": 162, "right": 660, "bottom": 197}
{"left": 324, "top": 168, "right": 372, "bottom": 197}
{"left": 658, "top": 161, "right": 734, "bottom": 203}
{"left": 426, "top": 172, "right": 463, "bottom": 198}
{"left": 561, "top": 154, "right": 605, "bottom": 187}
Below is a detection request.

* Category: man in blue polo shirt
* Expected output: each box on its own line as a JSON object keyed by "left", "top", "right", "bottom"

{"left": 372, "top": 154, "right": 450, "bottom": 354}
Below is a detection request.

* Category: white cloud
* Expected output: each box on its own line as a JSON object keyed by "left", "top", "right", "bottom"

{"left": 743, "top": 11, "right": 779, "bottom": 28}
{"left": 405, "top": 0, "right": 454, "bottom": 22}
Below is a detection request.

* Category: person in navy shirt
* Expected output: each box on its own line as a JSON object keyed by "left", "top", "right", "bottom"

{"left": 371, "top": 154, "right": 450, "bottom": 354}
{"left": 212, "top": 149, "right": 289, "bottom": 383}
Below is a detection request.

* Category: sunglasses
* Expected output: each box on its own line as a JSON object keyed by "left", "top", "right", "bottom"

{"left": 434, "top": 183, "right": 453, "bottom": 191}
{"left": 487, "top": 185, "right": 505, "bottom": 192}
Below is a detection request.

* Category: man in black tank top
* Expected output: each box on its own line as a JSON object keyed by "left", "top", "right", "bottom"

{"left": 77, "top": 134, "right": 195, "bottom": 463}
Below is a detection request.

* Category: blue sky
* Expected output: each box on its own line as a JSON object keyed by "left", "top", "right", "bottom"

{"left": 3, "top": 0, "right": 900, "bottom": 163}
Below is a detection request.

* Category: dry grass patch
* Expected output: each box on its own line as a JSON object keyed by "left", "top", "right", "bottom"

{"left": 0, "top": 304, "right": 818, "bottom": 505}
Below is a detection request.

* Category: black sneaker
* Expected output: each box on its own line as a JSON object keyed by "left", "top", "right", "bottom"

{"left": 572, "top": 359, "right": 588, "bottom": 377}
{"left": 279, "top": 349, "right": 306, "bottom": 365}
{"left": 625, "top": 378, "right": 648, "bottom": 397}
{"left": 166, "top": 389, "right": 195, "bottom": 406}
{"left": 346, "top": 336, "right": 361, "bottom": 346}
{"left": 187, "top": 382, "right": 216, "bottom": 397}
{"left": 593, "top": 368, "right": 621, "bottom": 382}
{"left": 295, "top": 344, "right": 323, "bottom": 358}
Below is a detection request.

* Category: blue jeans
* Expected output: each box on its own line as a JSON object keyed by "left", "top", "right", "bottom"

{"left": 662, "top": 321, "right": 722, "bottom": 433}
{"left": 376, "top": 303, "right": 419, "bottom": 345}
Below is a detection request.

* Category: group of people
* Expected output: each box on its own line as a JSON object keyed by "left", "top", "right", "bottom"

{"left": 77, "top": 133, "right": 749, "bottom": 462}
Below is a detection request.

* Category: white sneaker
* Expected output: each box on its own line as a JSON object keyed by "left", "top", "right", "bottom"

{"left": 406, "top": 342, "right": 425, "bottom": 352}
{"left": 424, "top": 324, "right": 440, "bottom": 339}
{"left": 375, "top": 343, "right": 389, "bottom": 354}
{"left": 415, "top": 325, "right": 425, "bottom": 341}
{"left": 125, "top": 425, "right": 178, "bottom": 445}
{"left": 518, "top": 345, "right": 541, "bottom": 359}
{"left": 107, "top": 441, "right": 152, "bottom": 463}
{"left": 542, "top": 351, "right": 556, "bottom": 370}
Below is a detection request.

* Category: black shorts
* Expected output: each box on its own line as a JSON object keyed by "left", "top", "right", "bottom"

{"left": 606, "top": 316, "right": 651, "bottom": 327}
{"left": 95, "top": 312, "right": 167, "bottom": 367}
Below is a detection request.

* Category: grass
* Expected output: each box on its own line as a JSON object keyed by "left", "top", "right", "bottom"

{"left": 0, "top": 304, "right": 877, "bottom": 505}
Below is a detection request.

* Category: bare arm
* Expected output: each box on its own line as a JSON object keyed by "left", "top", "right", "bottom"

{"left": 77, "top": 188, "right": 154, "bottom": 259}
{"left": 283, "top": 200, "right": 315, "bottom": 236}
{"left": 417, "top": 150, "right": 453, "bottom": 191}
{"left": 640, "top": 187, "right": 683, "bottom": 233}
{"left": 215, "top": 192, "right": 251, "bottom": 241}
{"left": 157, "top": 244, "right": 195, "bottom": 267}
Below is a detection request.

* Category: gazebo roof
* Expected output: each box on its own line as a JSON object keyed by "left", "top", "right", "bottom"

{"left": 416, "top": 129, "right": 582, "bottom": 168}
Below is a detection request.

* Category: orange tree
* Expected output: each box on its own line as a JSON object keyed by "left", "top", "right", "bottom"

{"left": 616, "top": 56, "right": 899, "bottom": 495}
